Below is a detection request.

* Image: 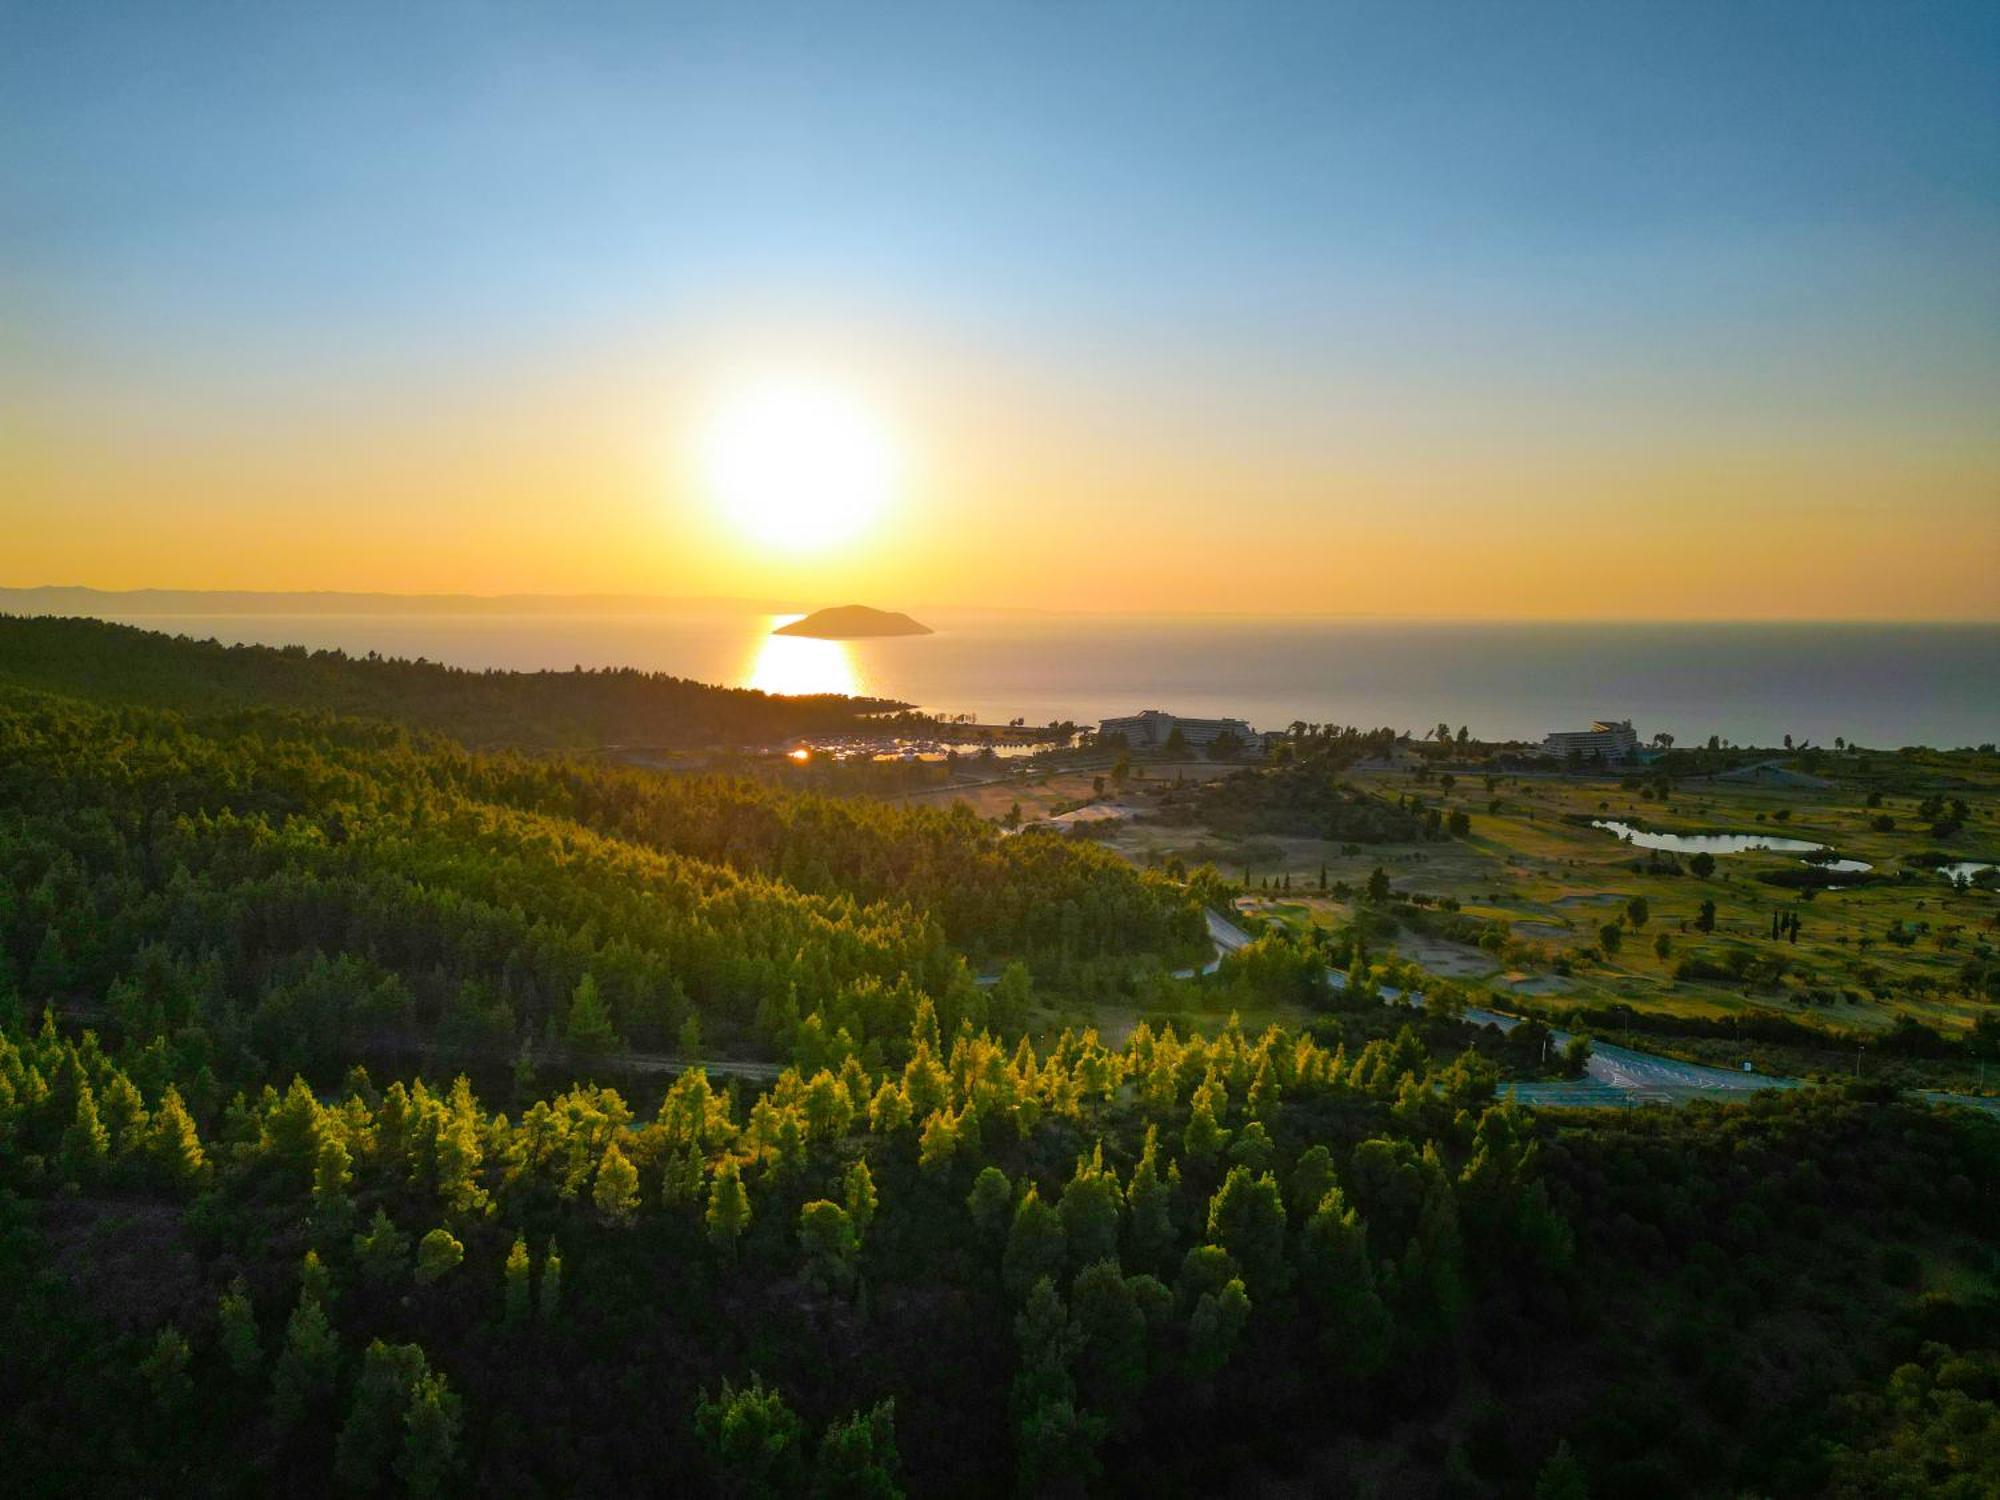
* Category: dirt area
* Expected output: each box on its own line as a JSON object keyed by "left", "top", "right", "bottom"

{"left": 1046, "top": 801, "right": 1140, "bottom": 826}
{"left": 1389, "top": 931, "right": 1500, "bottom": 979}
{"left": 1513, "top": 920, "right": 1573, "bottom": 939}
{"left": 1503, "top": 973, "right": 1575, "bottom": 996}
{"left": 898, "top": 761, "right": 1239, "bottom": 829}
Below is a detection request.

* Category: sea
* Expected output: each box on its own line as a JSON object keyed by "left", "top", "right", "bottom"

{"left": 30, "top": 606, "right": 2000, "bottom": 750}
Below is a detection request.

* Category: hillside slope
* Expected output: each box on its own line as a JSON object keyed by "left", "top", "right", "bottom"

{"left": 0, "top": 614, "right": 928, "bottom": 750}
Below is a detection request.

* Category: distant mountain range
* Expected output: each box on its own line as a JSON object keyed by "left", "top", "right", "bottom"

{"left": 0, "top": 587, "right": 1063, "bottom": 621}
{"left": 0, "top": 586, "right": 796, "bottom": 616}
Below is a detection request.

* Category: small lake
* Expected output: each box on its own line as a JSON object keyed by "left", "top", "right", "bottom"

{"left": 1938, "top": 861, "right": 1998, "bottom": 884}
{"left": 1591, "top": 819, "right": 1826, "bottom": 855}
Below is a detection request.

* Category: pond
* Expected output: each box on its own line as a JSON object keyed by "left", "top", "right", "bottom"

{"left": 1591, "top": 819, "right": 1826, "bottom": 855}
{"left": 1938, "top": 861, "right": 1998, "bottom": 884}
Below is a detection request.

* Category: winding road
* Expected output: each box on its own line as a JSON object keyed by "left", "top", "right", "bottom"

{"left": 1202, "top": 908, "right": 2000, "bottom": 1114}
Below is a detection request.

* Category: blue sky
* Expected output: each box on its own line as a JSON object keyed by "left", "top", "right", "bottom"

{"left": 10, "top": 2, "right": 1995, "bottom": 341}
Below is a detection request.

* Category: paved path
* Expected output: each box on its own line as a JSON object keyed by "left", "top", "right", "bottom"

{"left": 1458, "top": 1004, "right": 1799, "bottom": 1104}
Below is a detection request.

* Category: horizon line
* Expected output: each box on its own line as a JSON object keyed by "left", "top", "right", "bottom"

{"left": 3, "top": 584, "right": 1997, "bottom": 628}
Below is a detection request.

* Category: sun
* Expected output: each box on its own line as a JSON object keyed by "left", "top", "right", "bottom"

{"left": 701, "top": 378, "right": 899, "bottom": 551}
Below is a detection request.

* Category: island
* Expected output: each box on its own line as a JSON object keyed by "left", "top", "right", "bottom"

{"left": 772, "top": 604, "right": 932, "bottom": 639}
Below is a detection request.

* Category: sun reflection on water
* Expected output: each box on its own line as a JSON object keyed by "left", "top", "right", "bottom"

{"left": 745, "top": 616, "right": 862, "bottom": 698}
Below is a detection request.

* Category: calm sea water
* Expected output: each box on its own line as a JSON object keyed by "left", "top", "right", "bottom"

{"left": 56, "top": 609, "right": 2000, "bottom": 749}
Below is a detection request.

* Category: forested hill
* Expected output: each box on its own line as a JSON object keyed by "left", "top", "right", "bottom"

{"left": 0, "top": 689, "right": 1205, "bottom": 1072}
{"left": 0, "top": 614, "right": 930, "bottom": 750}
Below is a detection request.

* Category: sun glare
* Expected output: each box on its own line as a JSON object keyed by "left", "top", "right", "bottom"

{"left": 745, "top": 620, "right": 862, "bottom": 697}
{"left": 701, "top": 379, "right": 899, "bottom": 551}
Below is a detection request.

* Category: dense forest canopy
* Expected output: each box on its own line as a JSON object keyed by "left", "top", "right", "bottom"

{"left": 4, "top": 999, "right": 1994, "bottom": 1496}
{"left": 0, "top": 689, "right": 1205, "bottom": 1080}
{"left": 0, "top": 614, "right": 932, "bottom": 749}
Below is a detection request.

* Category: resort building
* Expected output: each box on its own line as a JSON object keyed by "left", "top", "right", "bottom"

{"left": 1542, "top": 719, "right": 1642, "bottom": 762}
{"left": 1097, "top": 709, "right": 1257, "bottom": 752}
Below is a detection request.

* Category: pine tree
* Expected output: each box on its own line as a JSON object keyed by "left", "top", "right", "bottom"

{"left": 99, "top": 1071, "right": 150, "bottom": 1162}
{"left": 1287, "top": 1144, "right": 1336, "bottom": 1220}
{"left": 218, "top": 1277, "right": 262, "bottom": 1378}
{"left": 868, "top": 1081, "right": 913, "bottom": 1135}
{"left": 335, "top": 1341, "right": 429, "bottom": 1493}
{"left": 312, "top": 1129, "right": 353, "bottom": 1205}
{"left": 565, "top": 973, "right": 620, "bottom": 1055}
{"left": 432, "top": 1080, "right": 489, "bottom": 1216}
{"left": 300, "top": 1248, "right": 336, "bottom": 1309}
{"left": 967, "top": 1166, "right": 1014, "bottom": 1240}
{"left": 1002, "top": 1187, "right": 1067, "bottom": 1298}
{"left": 1245, "top": 1055, "right": 1280, "bottom": 1119}
{"left": 504, "top": 1236, "right": 532, "bottom": 1324}
{"left": 694, "top": 1374, "right": 806, "bottom": 1495}
{"left": 1011, "top": 1277, "right": 1102, "bottom": 1491}
{"left": 706, "top": 1157, "right": 751, "bottom": 1253}
{"left": 62, "top": 1079, "right": 110, "bottom": 1180}
{"left": 414, "top": 1227, "right": 464, "bottom": 1286}
{"left": 1299, "top": 1187, "right": 1390, "bottom": 1379}
{"left": 538, "top": 1239, "right": 564, "bottom": 1321}
{"left": 1186, "top": 1277, "right": 1252, "bottom": 1379}
{"left": 813, "top": 1399, "right": 903, "bottom": 1499}
{"left": 917, "top": 1109, "right": 959, "bottom": 1176}
{"left": 272, "top": 1291, "right": 339, "bottom": 1429}
{"left": 1125, "top": 1127, "right": 1176, "bottom": 1271}
{"left": 1181, "top": 1090, "right": 1228, "bottom": 1163}
{"left": 354, "top": 1207, "right": 410, "bottom": 1287}
{"left": 264, "top": 1076, "right": 323, "bottom": 1173}
{"left": 663, "top": 1139, "right": 706, "bottom": 1205}
{"left": 396, "top": 1370, "right": 462, "bottom": 1498}
{"left": 139, "top": 1324, "right": 193, "bottom": 1412}
{"left": 1206, "top": 1166, "right": 1290, "bottom": 1295}
{"left": 797, "top": 1200, "right": 859, "bottom": 1292}
{"left": 593, "top": 1140, "right": 640, "bottom": 1224}
{"left": 1069, "top": 1261, "right": 1149, "bottom": 1432}
{"left": 1058, "top": 1147, "right": 1122, "bottom": 1268}
{"left": 843, "top": 1158, "right": 878, "bottom": 1242}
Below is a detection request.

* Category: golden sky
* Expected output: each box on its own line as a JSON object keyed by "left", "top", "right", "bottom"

{"left": 9, "top": 316, "right": 1997, "bottom": 619}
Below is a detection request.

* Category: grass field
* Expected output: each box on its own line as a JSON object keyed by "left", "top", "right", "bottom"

{"left": 1328, "top": 764, "right": 1998, "bottom": 1036}
{"left": 894, "top": 744, "right": 2000, "bottom": 1070}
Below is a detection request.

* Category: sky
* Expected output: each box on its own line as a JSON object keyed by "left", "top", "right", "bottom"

{"left": 3, "top": 0, "right": 1997, "bottom": 618}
